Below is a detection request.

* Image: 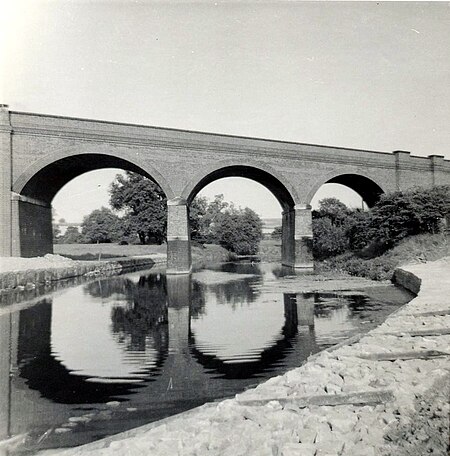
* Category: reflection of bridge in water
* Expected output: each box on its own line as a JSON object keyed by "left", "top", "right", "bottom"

{"left": 0, "top": 273, "right": 320, "bottom": 446}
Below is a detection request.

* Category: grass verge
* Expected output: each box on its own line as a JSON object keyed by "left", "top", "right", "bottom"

{"left": 316, "top": 233, "right": 450, "bottom": 281}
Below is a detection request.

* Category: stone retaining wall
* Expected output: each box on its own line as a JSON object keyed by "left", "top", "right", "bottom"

{"left": 53, "top": 257, "right": 450, "bottom": 456}
{"left": 0, "top": 255, "right": 165, "bottom": 297}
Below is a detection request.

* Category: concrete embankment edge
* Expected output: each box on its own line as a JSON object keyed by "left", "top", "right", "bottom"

{"left": 52, "top": 257, "right": 450, "bottom": 456}
{"left": 0, "top": 255, "right": 166, "bottom": 294}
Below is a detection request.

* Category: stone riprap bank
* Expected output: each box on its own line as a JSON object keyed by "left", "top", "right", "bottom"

{"left": 51, "top": 257, "right": 450, "bottom": 456}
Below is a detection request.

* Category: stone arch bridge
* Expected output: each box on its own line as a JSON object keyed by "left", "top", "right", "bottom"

{"left": 1, "top": 106, "right": 449, "bottom": 273}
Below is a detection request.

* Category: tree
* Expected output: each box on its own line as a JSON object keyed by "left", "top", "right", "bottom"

{"left": 189, "top": 196, "right": 209, "bottom": 242}
{"left": 212, "top": 205, "right": 263, "bottom": 255}
{"left": 271, "top": 226, "right": 282, "bottom": 239}
{"left": 312, "top": 198, "right": 352, "bottom": 259}
{"left": 81, "top": 207, "right": 122, "bottom": 243}
{"left": 52, "top": 222, "right": 61, "bottom": 242}
{"left": 190, "top": 194, "right": 229, "bottom": 243}
{"left": 312, "top": 217, "right": 348, "bottom": 259}
{"left": 313, "top": 198, "right": 352, "bottom": 226}
{"left": 52, "top": 210, "right": 61, "bottom": 242}
{"left": 110, "top": 172, "right": 167, "bottom": 244}
{"left": 59, "top": 226, "right": 82, "bottom": 244}
{"left": 368, "top": 186, "right": 450, "bottom": 248}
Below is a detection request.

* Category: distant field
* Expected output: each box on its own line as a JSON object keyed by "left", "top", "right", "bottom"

{"left": 55, "top": 241, "right": 279, "bottom": 262}
{"left": 54, "top": 243, "right": 167, "bottom": 260}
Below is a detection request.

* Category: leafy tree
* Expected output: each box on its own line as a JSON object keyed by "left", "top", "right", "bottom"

{"left": 52, "top": 211, "right": 61, "bottom": 242}
{"left": 81, "top": 207, "right": 122, "bottom": 243}
{"left": 313, "top": 198, "right": 352, "bottom": 226}
{"left": 189, "top": 196, "right": 209, "bottom": 242}
{"left": 190, "top": 194, "right": 229, "bottom": 243}
{"left": 271, "top": 226, "right": 282, "bottom": 240}
{"left": 212, "top": 206, "right": 263, "bottom": 255}
{"left": 52, "top": 223, "right": 61, "bottom": 242}
{"left": 110, "top": 172, "right": 167, "bottom": 244}
{"left": 368, "top": 186, "right": 450, "bottom": 248}
{"left": 312, "top": 217, "right": 348, "bottom": 259}
{"left": 59, "top": 226, "right": 82, "bottom": 244}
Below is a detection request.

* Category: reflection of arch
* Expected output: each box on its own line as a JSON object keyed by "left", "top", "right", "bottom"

{"left": 13, "top": 149, "right": 175, "bottom": 202}
{"left": 18, "top": 300, "right": 168, "bottom": 404}
{"left": 306, "top": 169, "right": 386, "bottom": 207}
{"left": 181, "top": 161, "right": 298, "bottom": 210}
{"left": 188, "top": 305, "right": 300, "bottom": 379}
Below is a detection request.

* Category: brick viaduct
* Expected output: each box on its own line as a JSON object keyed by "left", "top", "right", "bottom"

{"left": 1, "top": 105, "right": 449, "bottom": 273}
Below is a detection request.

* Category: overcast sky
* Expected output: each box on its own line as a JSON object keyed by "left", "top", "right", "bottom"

{"left": 2, "top": 1, "right": 450, "bottom": 222}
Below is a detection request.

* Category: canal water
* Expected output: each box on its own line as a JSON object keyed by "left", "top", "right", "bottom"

{"left": 0, "top": 262, "right": 413, "bottom": 454}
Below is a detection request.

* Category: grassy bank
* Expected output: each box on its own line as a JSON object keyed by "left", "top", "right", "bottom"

{"left": 316, "top": 233, "right": 450, "bottom": 281}
{"left": 54, "top": 243, "right": 167, "bottom": 260}
{"left": 54, "top": 242, "right": 235, "bottom": 263}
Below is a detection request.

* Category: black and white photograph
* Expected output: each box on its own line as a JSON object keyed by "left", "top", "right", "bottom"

{"left": 1, "top": 1, "right": 449, "bottom": 455}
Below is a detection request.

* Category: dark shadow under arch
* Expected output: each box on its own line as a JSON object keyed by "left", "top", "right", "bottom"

{"left": 185, "top": 165, "right": 296, "bottom": 211}
{"left": 324, "top": 174, "right": 384, "bottom": 207}
{"left": 17, "top": 153, "right": 167, "bottom": 204}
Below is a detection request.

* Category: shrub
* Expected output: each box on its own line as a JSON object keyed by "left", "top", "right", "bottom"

{"left": 81, "top": 207, "right": 123, "bottom": 243}
{"left": 369, "top": 186, "right": 450, "bottom": 248}
{"left": 312, "top": 218, "right": 348, "bottom": 259}
{"left": 213, "top": 206, "right": 263, "bottom": 255}
{"left": 271, "top": 226, "right": 282, "bottom": 240}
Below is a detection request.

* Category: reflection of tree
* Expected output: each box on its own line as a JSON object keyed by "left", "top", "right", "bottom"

{"left": 207, "top": 277, "right": 260, "bottom": 308}
{"left": 85, "top": 273, "right": 206, "bottom": 351}
{"left": 194, "top": 262, "right": 262, "bottom": 307}
{"left": 17, "top": 301, "right": 163, "bottom": 404}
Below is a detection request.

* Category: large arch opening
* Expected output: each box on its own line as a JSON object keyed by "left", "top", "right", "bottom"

{"left": 184, "top": 165, "right": 297, "bottom": 268}
{"left": 12, "top": 153, "right": 169, "bottom": 258}
{"left": 308, "top": 173, "right": 386, "bottom": 261}
{"left": 185, "top": 165, "right": 296, "bottom": 211}
{"left": 308, "top": 173, "right": 385, "bottom": 209}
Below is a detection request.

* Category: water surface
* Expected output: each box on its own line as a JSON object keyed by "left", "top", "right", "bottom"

{"left": 0, "top": 262, "right": 413, "bottom": 453}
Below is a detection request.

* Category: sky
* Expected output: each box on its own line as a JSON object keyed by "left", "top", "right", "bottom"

{"left": 2, "top": 1, "right": 450, "bottom": 222}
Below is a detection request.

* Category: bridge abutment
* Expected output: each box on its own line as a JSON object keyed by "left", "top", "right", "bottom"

{"left": 0, "top": 105, "right": 12, "bottom": 257}
{"left": 166, "top": 199, "right": 191, "bottom": 274}
{"left": 11, "top": 194, "right": 53, "bottom": 258}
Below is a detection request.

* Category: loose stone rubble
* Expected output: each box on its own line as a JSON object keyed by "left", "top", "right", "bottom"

{"left": 50, "top": 258, "right": 450, "bottom": 456}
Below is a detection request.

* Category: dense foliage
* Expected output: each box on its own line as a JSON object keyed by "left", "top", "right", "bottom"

{"left": 58, "top": 226, "right": 83, "bottom": 244}
{"left": 81, "top": 207, "right": 122, "bottom": 243}
{"left": 59, "top": 172, "right": 264, "bottom": 255}
{"left": 312, "top": 198, "right": 354, "bottom": 259}
{"left": 110, "top": 172, "right": 167, "bottom": 244}
{"left": 271, "top": 226, "right": 282, "bottom": 239}
{"left": 212, "top": 205, "right": 264, "bottom": 255}
{"left": 312, "top": 186, "right": 450, "bottom": 273}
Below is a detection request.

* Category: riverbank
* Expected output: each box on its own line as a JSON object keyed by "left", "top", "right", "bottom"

{"left": 0, "top": 254, "right": 166, "bottom": 295}
{"left": 32, "top": 256, "right": 449, "bottom": 456}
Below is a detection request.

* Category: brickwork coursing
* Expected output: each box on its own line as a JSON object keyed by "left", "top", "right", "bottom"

{"left": 1, "top": 107, "right": 450, "bottom": 270}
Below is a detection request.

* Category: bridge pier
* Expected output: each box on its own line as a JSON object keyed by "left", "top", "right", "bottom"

{"left": 282, "top": 205, "right": 313, "bottom": 269}
{"left": 296, "top": 294, "right": 315, "bottom": 327}
{"left": 166, "top": 198, "right": 191, "bottom": 274}
{"left": 167, "top": 275, "right": 191, "bottom": 355}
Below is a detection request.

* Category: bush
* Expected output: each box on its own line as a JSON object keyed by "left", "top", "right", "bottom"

{"left": 58, "top": 226, "right": 83, "bottom": 244}
{"left": 312, "top": 218, "right": 348, "bottom": 259}
{"left": 271, "top": 226, "right": 282, "bottom": 240}
{"left": 368, "top": 186, "right": 450, "bottom": 248}
{"left": 81, "top": 207, "right": 123, "bottom": 243}
{"left": 213, "top": 206, "right": 263, "bottom": 255}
